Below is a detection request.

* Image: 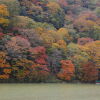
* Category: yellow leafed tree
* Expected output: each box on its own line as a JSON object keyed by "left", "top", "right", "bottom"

{"left": 79, "top": 41, "right": 100, "bottom": 68}
{"left": 0, "top": 4, "right": 9, "bottom": 27}
{"left": 47, "top": 2, "right": 61, "bottom": 13}
{"left": 52, "top": 40, "right": 67, "bottom": 51}
{"left": 57, "top": 28, "right": 72, "bottom": 41}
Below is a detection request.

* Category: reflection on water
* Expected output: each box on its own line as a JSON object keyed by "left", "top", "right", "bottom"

{"left": 0, "top": 83, "right": 100, "bottom": 100}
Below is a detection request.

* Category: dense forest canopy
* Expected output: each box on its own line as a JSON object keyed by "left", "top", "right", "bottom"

{"left": 0, "top": 0, "right": 100, "bottom": 83}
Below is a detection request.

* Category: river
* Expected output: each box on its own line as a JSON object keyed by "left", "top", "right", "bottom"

{"left": 0, "top": 83, "right": 100, "bottom": 100}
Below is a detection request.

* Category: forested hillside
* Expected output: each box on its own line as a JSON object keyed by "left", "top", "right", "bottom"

{"left": 0, "top": 0, "right": 100, "bottom": 83}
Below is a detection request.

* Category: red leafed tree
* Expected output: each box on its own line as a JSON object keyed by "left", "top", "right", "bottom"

{"left": 80, "top": 62, "right": 98, "bottom": 82}
{"left": 29, "top": 46, "right": 48, "bottom": 65}
{"left": 77, "top": 37, "right": 94, "bottom": 45}
{"left": 0, "top": 33, "right": 4, "bottom": 39}
{"left": 57, "top": 0, "right": 68, "bottom": 7}
{"left": 57, "top": 60, "right": 75, "bottom": 81}
{"left": 28, "top": 46, "right": 49, "bottom": 81}
{"left": 78, "top": 11, "right": 97, "bottom": 21}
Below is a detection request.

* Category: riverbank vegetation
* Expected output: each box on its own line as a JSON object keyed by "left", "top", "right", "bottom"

{"left": 0, "top": 0, "right": 100, "bottom": 83}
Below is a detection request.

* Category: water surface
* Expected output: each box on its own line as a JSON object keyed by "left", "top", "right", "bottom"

{"left": 0, "top": 83, "right": 100, "bottom": 100}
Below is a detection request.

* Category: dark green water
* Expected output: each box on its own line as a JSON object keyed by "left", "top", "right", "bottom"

{"left": 0, "top": 83, "right": 100, "bottom": 100}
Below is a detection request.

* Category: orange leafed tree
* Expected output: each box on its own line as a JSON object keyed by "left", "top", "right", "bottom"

{"left": 0, "top": 52, "right": 11, "bottom": 79}
{"left": 57, "top": 60, "right": 75, "bottom": 81}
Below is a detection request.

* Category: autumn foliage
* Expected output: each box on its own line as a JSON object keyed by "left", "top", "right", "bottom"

{"left": 0, "top": 0, "right": 99, "bottom": 83}
{"left": 57, "top": 60, "right": 75, "bottom": 81}
{"left": 0, "top": 52, "right": 11, "bottom": 79}
{"left": 29, "top": 64, "right": 50, "bottom": 82}
{"left": 80, "top": 62, "right": 98, "bottom": 82}
{"left": 0, "top": 4, "right": 9, "bottom": 27}
{"left": 77, "top": 37, "right": 94, "bottom": 45}
{"left": 12, "top": 58, "right": 49, "bottom": 82}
